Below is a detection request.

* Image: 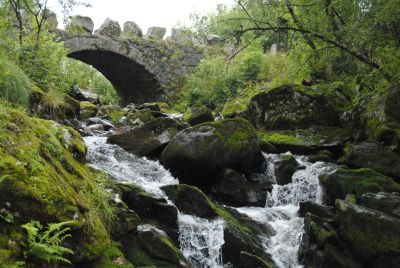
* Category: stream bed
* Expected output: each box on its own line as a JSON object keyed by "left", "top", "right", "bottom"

{"left": 84, "top": 136, "right": 336, "bottom": 268}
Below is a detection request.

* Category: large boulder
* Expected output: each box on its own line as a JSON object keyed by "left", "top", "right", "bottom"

{"left": 247, "top": 84, "right": 339, "bottom": 130}
{"left": 123, "top": 21, "right": 142, "bottom": 38}
{"left": 107, "top": 117, "right": 186, "bottom": 157}
{"left": 213, "top": 169, "right": 266, "bottom": 207}
{"left": 341, "top": 142, "right": 400, "bottom": 181}
{"left": 336, "top": 199, "right": 400, "bottom": 263}
{"left": 146, "top": 26, "right": 166, "bottom": 39}
{"left": 319, "top": 168, "right": 400, "bottom": 205}
{"left": 160, "top": 118, "right": 261, "bottom": 190}
{"left": 68, "top": 15, "right": 94, "bottom": 33}
{"left": 97, "top": 18, "right": 121, "bottom": 36}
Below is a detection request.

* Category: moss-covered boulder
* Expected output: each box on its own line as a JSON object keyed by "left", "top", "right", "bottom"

{"left": 117, "top": 184, "right": 179, "bottom": 242}
{"left": 247, "top": 84, "right": 339, "bottom": 130}
{"left": 0, "top": 106, "right": 116, "bottom": 264}
{"left": 160, "top": 118, "right": 261, "bottom": 190}
{"left": 184, "top": 105, "right": 214, "bottom": 126}
{"left": 258, "top": 126, "right": 352, "bottom": 156}
{"left": 121, "top": 225, "right": 190, "bottom": 267}
{"left": 319, "top": 168, "right": 400, "bottom": 205}
{"left": 336, "top": 199, "right": 400, "bottom": 262}
{"left": 79, "top": 101, "right": 98, "bottom": 120}
{"left": 212, "top": 169, "right": 266, "bottom": 207}
{"left": 108, "top": 117, "right": 187, "bottom": 158}
{"left": 341, "top": 142, "right": 400, "bottom": 181}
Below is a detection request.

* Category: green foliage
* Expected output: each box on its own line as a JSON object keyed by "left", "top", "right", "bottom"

{"left": 63, "top": 58, "right": 119, "bottom": 104}
{"left": 0, "top": 56, "right": 31, "bottom": 107}
{"left": 21, "top": 220, "right": 74, "bottom": 264}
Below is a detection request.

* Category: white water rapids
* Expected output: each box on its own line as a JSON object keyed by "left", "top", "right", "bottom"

{"left": 84, "top": 136, "right": 336, "bottom": 268}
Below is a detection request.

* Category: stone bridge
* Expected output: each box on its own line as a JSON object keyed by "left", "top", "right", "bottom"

{"left": 60, "top": 18, "right": 203, "bottom": 104}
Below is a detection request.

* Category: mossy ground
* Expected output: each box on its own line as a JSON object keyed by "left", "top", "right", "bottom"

{"left": 0, "top": 105, "right": 118, "bottom": 265}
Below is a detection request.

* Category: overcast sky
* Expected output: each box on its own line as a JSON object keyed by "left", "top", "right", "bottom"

{"left": 47, "top": 0, "right": 234, "bottom": 35}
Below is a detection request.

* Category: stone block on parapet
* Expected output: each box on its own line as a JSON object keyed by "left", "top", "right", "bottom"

{"left": 146, "top": 26, "right": 166, "bottom": 40}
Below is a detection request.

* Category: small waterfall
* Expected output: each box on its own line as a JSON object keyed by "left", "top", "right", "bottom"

{"left": 178, "top": 214, "right": 225, "bottom": 268}
{"left": 84, "top": 136, "right": 224, "bottom": 267}
{"left": 84, "top": 136, "right": 178, "bottom": 196}
{"left": 237, "top": 153, "right": 337, "bottom": 268}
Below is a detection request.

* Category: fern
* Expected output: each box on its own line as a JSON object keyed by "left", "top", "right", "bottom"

{"left": 22, "top": 220, "right": 74, "bottom": 265}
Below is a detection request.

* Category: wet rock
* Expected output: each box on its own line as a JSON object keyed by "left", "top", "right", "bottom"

{"left": 123, "top": 21, "right": 142, "bottom": 38}
{"left": 161, "top": 184, "right": 218, "bottom": 219}
{"left": 299, "top": 201, "right": 336, "bottom": 219}
{"left": 160, "top": 118, "right": 261, "bottom": 190}
{"left": 117, "top": 184, "right": 179, "bottom": 242}
{"left": 319, "top": 168, "right": 400, "bottom": 205}
{"left": 97, "top": 18, "right": 121, "bottom": 36}
{"left": 84, "top": 123, "right": 104, "bottom": 132}
{"left": 238, "top": 251, "right": 274, "bottom": 268}
{"left": 360, "top": 192, "right": 400, "bottom": 218}
{"left": 336, "top": 199, "right": 400, "bottom": 261}
{"left": 137, "top": 102, "right": 161, "bottom": 112}
{"left": 146, "top": 26, "right": 166, "bottom": 39}
{"left": 274, "top": 153, "right": 299, "bottom": 185}
{"left": 247, "top": 84, "right": 339, "bottom": 130}
{"left": 184, "top": 105, "right": 214, "bottom": 126}
{"left": 107, "top": 117, "right": 186, "bottom": 157}
{"left": 69, "top": 87, "right": 100, "bottom": 105}
{"left": 213, "top": 169, "right": 266, "bottom": 207}
{"left": 121, "top": 225, "right": 190, "bottom": 267}
{"left": 341, "top": 142, "right": 400, "bottom": 181}
{"left": 87, "top": 117, "right": 115, "bottom": 131}
{"left": 68, "top": 15, "right": 94, "bottom": 33}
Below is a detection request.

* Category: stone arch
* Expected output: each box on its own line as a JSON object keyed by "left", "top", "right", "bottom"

{"left": 63, "top": 34, "right": 166, "bottom": 104}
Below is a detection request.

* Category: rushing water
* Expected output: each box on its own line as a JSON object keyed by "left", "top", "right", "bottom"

{"left": 84, "top": 136, "right": 336, "bottom": 268}
{"left": 237, "top": 153, "right": 337, "bottom": 268}
{"left": 84, "top": 136, "right": 225, "bottom": 267}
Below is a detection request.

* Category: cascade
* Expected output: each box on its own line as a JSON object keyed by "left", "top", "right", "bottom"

{"left": 84, "top": 136, "right": 336, "bottom": 268}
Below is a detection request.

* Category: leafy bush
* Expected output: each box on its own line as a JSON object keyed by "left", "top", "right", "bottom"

{"left": 0, "top": 57, "right": 31, "bottom": 107}
{"left": 22, "top": 220, "right": 74, "bottom": 265}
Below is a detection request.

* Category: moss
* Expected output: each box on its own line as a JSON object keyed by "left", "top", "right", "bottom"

{"left": 92, "top": 242, "right": 133, "bottom": 268}
{"left": 320, "top": 168, "right": 400, "bottom": 203}
{"left": 0, "top": 106, "right": 115, "bottom": 262}
{"left": 221, "top": 99, "right": 247, "bottom": 118}
{"left": 80, "top": 101, "right": 97, "bottom": 110}
{"left": 258, "top": 131, "right": 303, "bottom": 145}
{"left": 109, "top": 110, "right": 126, "bottom": 124}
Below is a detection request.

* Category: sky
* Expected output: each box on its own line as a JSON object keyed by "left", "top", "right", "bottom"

{"left": 47, "top": 0, "right": 234, "bottom": 35}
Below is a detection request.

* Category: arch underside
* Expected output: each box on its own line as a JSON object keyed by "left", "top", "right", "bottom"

{"left": 68, "top": 50, "right": 165, "bottom": 104}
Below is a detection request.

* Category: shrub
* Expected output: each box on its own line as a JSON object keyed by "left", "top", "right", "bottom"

{"left": 0, "top": 57, "right": 31, "bottom": 107}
